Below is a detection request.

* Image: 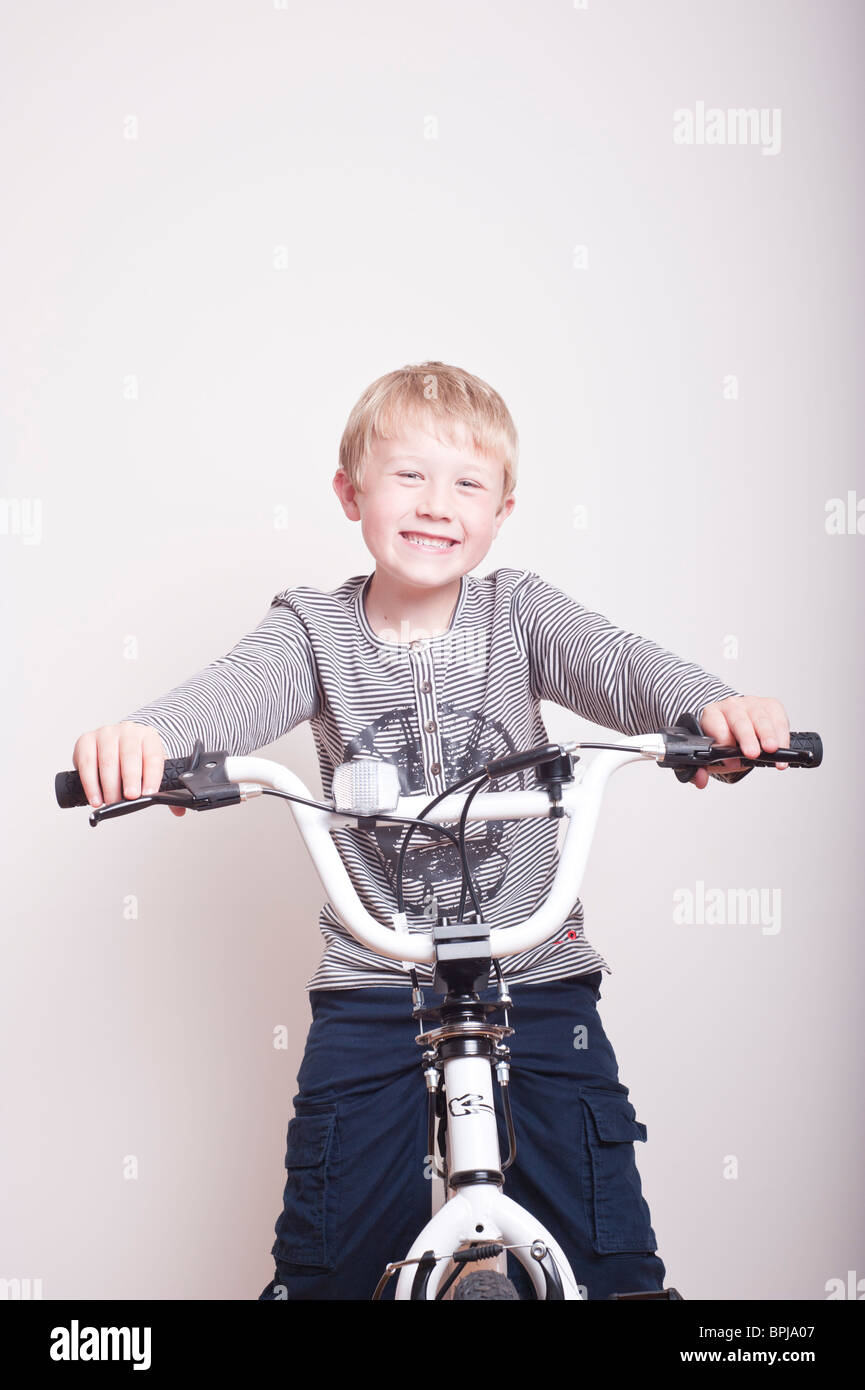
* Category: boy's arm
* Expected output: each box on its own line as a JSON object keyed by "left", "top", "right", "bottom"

{"left": 121, "top": 596, "right": 321, "bottom": 759}
{"left": 512, "top": 572, "right": 751, "bottom": 781}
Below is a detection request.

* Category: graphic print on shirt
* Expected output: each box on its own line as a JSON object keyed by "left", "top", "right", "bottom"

{"left": 120, "top": 569, "right": 743, "bottom": 989}
{"left": 343, "top": 700, "right": 528, "bottom": 919}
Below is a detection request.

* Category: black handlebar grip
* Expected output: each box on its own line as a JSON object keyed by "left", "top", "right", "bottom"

{"left": 787, "top": 732, "right": 822, "bottom": 767}
{"left": 55, "top": 754, "right": 198, "bottom": 809}
{"left": 752, "top": 731, "right": 823, "bottom": 769}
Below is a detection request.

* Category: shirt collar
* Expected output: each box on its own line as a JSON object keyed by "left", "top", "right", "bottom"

{"left": 355, "top": 572, "right": 468, "bottom": 648}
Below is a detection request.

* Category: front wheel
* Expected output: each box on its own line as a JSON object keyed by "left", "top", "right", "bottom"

{"left": 452, "top": 1270, "right": 520, "bottom": 1300}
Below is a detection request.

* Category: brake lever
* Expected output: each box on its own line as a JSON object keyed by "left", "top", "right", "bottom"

{"left": 89, "top": 791, "right": 197, "bottom": 826}
{"left": 88, "top": 744, "right": 242, "bottom": 826}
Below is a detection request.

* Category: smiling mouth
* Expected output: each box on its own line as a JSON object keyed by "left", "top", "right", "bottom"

{"left": 400, "top": 532, "right": 460, "bottom": 551}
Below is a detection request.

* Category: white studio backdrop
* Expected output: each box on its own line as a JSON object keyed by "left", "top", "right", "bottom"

{"left": 1, "top": 0, "right": 862, "bottom": 1301}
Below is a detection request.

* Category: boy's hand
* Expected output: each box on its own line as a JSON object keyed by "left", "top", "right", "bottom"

{"left": 72, "top": 722, "right": 187, "bottom": 817}
{"left": 691, "top": 695, "right": 791, "bottom": 791}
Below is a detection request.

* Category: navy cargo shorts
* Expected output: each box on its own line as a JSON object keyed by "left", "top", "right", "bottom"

{"left": 257, "top": 971, "right": 668, "bottom": 1300}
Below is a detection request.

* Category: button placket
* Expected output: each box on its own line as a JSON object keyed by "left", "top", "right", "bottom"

{"left": 409, "top": 644, "right": 445, "bottom": 792}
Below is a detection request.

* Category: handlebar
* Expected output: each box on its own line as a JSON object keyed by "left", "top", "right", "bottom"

{"left": 54, "top": 720, "right": 823, "bottom": 968}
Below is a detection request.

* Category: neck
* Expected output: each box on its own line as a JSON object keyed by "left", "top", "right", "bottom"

{"left": 364, "top": 570, "right": 463, "bottom": 643}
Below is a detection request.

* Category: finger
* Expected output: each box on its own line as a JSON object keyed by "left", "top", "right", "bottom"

{"left": 735, "top": 698, "right": 790, "bottom": 771}
{"left": 719, "top": 704, "right": 761, "bottom": 761}
{"left": 118, "top": 724, "right": 146, "bottom": 801}
{"left": 95, "top": 726, "right": 122, "bottom": 806}
{"left": 692, "top": 767, "right": 709, "bottom": 790}
{"left": 169, "top": 806, "right": 187, "bottom": 818}
{"left": 140, "top": 727, "right": 165, "bottom": 797}
{"left": 696, "top": 704, "right": 733, "bottom": 744}
{"left": 73, "top": 733, "right": 104, "bottom": 808}
{"left": 748, "top": 704, "right": 787, "bottom": 760}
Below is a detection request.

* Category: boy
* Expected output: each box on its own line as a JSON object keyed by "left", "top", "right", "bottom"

{"left": 73, "top": 361, "right": 791, "bottom": 1300}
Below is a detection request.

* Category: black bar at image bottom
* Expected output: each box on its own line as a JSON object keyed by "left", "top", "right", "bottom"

{"left": 1, "top": 1295, "right": 859, "bottom": 1374}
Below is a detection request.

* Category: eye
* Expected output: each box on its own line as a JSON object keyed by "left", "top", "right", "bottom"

{"left": 395, "top": 470, "right": 482, "bottom": 489}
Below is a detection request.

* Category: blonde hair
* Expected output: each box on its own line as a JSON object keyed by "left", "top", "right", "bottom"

{"left": 338, "top": 361, "right": 518, "bottom": 508}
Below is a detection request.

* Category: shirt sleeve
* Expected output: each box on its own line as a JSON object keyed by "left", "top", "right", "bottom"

{"left": 120, "top": 593, "right": 322, "bottom": 759}
{"left": 512, "top": 571, "right": 752, "bottom": 781}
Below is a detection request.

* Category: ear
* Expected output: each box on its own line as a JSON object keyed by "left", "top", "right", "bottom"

{"left": 333, "top": 469, "right": 361, "bottom": 521}
{"left": 493, "top": 493, "right": 516, "bottom": 534}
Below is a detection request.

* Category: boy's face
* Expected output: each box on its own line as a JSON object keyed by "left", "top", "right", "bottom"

{"left": 333, "top": 423, "right": 515, "bottom": 591}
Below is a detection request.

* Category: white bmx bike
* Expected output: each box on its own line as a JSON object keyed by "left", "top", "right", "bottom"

{"left": 56, "top": 715, "right": 821, "bottom": 1300}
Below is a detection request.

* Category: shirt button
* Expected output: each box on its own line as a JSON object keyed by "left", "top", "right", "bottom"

{"left": 420, "top": 680, "right": 432, "bottom": 693}
{"left": 409, "top": 639, "right": 421, "bottom": 650}
{"left": 430, "top": 762, "right": 441, "bottom": 776}
{"left": 425, "top": 720, "right": 437, "bottom": 733}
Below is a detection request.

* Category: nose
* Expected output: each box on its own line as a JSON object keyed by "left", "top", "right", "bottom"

{"left": 417, "top": 479, "right": 454, "bottom": 522}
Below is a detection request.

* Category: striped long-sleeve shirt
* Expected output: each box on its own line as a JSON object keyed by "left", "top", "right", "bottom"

{"left": 122, "top": 567, "right": 748, "bottom": 991}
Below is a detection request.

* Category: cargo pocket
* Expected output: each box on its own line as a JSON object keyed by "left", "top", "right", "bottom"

{"left": 271, "top": 1107, "right": 338, "bottom": 1271}
{"left": 579, "top": 1088, "right": 658, "bottom": 1255}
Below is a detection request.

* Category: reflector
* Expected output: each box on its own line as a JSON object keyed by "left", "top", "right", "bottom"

{"left": 332, "top": 759, "right": 401, "bottom": 815}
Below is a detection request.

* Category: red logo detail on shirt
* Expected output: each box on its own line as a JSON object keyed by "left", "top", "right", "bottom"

{"left": 553, "top": 928, "right": 580, "bottom": 946}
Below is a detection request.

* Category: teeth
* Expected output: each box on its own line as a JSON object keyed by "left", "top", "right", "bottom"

{"left": 402, "top": 533, "right": 455, "bottom": 550}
